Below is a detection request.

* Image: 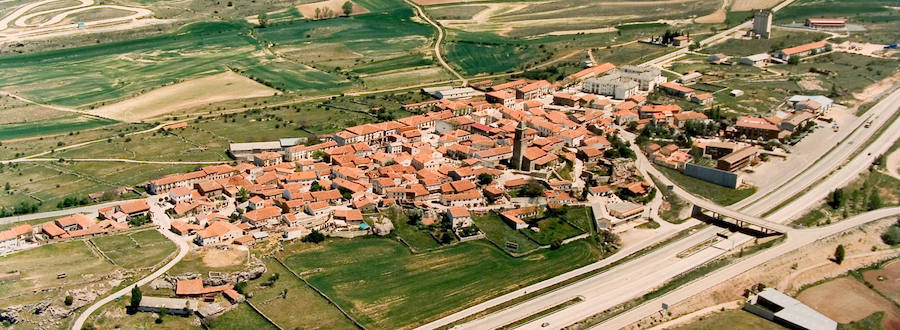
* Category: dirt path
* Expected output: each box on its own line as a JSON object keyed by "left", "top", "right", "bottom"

{"left": 404, "top": 0, "right": 467, "bottom": 86}
{"left": 887, "top": 149, "right": 900, "bottom": 180}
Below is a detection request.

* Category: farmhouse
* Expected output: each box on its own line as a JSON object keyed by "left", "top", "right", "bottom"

{"left": 776, "top": 41, "right": 829, "bottom": 60}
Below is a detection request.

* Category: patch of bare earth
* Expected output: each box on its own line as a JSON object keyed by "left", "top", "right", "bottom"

{"left": 864, "top": 260, "right": 900, "bottom": 304}
{"left": 797, "top": 277, "right": 900, "bottom": 329}
{"left": 91, "top": 71, "right": 279, "bottom": 122}
{"left": 201, "top": 248, "right": 246, "bottom": 268}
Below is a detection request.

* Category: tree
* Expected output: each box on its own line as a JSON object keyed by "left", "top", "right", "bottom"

{"left": 407, "top": 212, "right": 422, "bottom": 225}
{"left": 257, "top": 13, "right": 269, "bottom": 28}
{"left": 342, "top": 1, "right": 353, "bottom": 16}
{"left": 868, "top": 192, "right": 883, "bottom": 211}
{"left": 64, "top": 295, "right": 73, "bottom": 306}
{"left": 310, "top": 181, "right": 324, "bottom": 192}
{"left": 311, "top": 150, "right": 327, "bottom": 161}
{"left": 237, "top": 187, "right": 249, "bottom": 203}
{"left": 477, "top": 173, "right": 493, "bottom": 185}
{"left": 834, "top": 244, "right": 845, "bottom": 264}
{"left": 302, "top": 230, "right": 325, "bottom": 243}
{"left": 234, "top": 281, "right": 248, "bottom": 295}
{"left": 788, "top": 56, "right": 800, "bottom": 65}
{"left": 882, "top": 222, "right": 900, "bottom": 245}
{"left": 440, "top": 232, "right": 453, "bottom": 244}
{"left": 522, "top": 179, "right": 546, "bottom": 197}
{"left": 828, "top": 189, "right": 845, "bottom": 209}
{"left": 130, "top": 286, "right": 142, "bottom": 309}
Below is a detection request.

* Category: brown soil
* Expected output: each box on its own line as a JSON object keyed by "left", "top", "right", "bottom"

{"left": 797, "top": 277, "right": 900, "bottom": 329}
{"left": 865, "top": 260, "right": 900, "bottom": 304}
{"left": 201, "top": 248, "right": 246, "bottom": 268}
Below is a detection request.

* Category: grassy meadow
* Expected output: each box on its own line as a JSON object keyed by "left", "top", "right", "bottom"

{"left": 283, "top": 237, "right": 604, "bottom": 329}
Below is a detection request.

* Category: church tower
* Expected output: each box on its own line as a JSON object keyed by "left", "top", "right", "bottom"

{"left": 510, "top": 121, "right": 527, "bottom": 170}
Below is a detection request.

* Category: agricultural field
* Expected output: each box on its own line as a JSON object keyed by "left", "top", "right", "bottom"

{"left": 473, "top": 212, "right": 540, "bottom": 253}
{"left": 247, "top": 259, "right": 359, "bottom": 329}
{"left": 797, "top": 277, "right": 900, "bottom": 329}
{"left": 864, "top": 260, "right": 900, "bottom": 305}
{"left": 92, "top": 229, "right": 177, "bottom": 269}
{"left": 207, "top": 303, "right": 277, "bottom": 330}
{"left": 0, "top": 0, "right": 441, "bottom": 115}
{"left": 0, "top": 94, "right": 75, "bottom": 124}
{"left": 92, "top": 71, "right": 280, "bottom": 122}
{"left": 0, "top": 160, "right": 198, "bottom": 213}
{"left": 386, "top": 209, "right": 442, "bottom": 251}
{"left": 283, "top": 237, "right": 603, "bottom": 329}
{"left": 520, "top": 214, "right": 586, "bottom": 245}
{"left": 87, "top": 296, "right": 202, "bottom": 329}
{"left": 424, "top": 0, "right": 721, "bottom": 37}
{"left": 0, "top": 115, "right": 117, "bottom": 141}
{"left": 703, "top": 29, "right": 829, "bottom": 56}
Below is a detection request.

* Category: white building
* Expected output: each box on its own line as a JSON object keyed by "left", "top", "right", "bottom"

{"left": 583, "top": 75, "right": 639, "bottom": 100}
{"left": 435, "top": 87, "right": 481, "bottom": 99}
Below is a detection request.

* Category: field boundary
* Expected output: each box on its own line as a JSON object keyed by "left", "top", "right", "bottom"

{"left": 245, "top": 300, "right": 284, "bottom": 330}
{"left": 271, "top": 256, "right": 366, "bottom": 330}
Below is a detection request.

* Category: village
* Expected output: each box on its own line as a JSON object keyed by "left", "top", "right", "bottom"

{"left": 0, "top": 7, "right": 896, "bottom": 328}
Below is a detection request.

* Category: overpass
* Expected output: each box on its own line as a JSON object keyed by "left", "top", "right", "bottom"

{"left": 632, "top": 144, "right": 793, "bottom": 235}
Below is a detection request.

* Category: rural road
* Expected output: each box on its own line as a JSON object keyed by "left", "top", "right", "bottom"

{"left": 9, "top": 158, "right": 230, "bottom": 165}
{"left": 71, "top": 206, "right": 190, "bottom": 330}
{"left": 404, "top": 0, "right": 468, "bottom": 86}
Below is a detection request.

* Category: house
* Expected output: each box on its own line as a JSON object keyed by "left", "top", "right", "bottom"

{"left": 242, "top": 206, "right": 282, "bottom": 227}
{"left": 740, "top": 53, "right": 771, "bottom": 66}
{"left": 444, "top": 206, "right": 472, "bottom": 229}
{"left": 116, "top": 200, "right": 150, "bottom": 220}
{"left": 282, "top": 226, "right": 311, "bottom": 240}
{"left": 333, "top": 209, "right": 364, "bottom": 227}
{"left": 788, "top": 95, "right": 833, "bottom": 114}
{"left": 552, "top": 93, "right": 580, "bottom": 107}
{"left": 601, "top": 201, "right": 646, "bottom": 232}
{"left": 500, "top": 206, "right": 538, "bottom": 230}
{"left": 776, "top": 41, "right": 829, "bottom": 60}
{"left": 659, "top": 82, "right": 694, "bottom": 98}
{"left": 485, "top": 91, "right": 516, "bottom": 107}
{"left": 516, "top": 80, "right": 552, "bottom": 100}
{"left": 55, "top": 214, "right": 93, "bottom": 231}
{"left": 672, "top": 35, "right": 692, "bottom": 47}
{"left": 779, "top": 112, "right": 815, "bottom": 132}
{"left": 690, "top": 93, "right": 714, "bottom": 105}
{"left": 253, "top": 151, "right": 283, "bottom": 166}
{"left": 734, "top": 116, "right": 781, "bottom": 140}
{"left": 194, "top": 221, "right": 244, "bottom": 246}
{"left": 435, "top": 87, "right": 480, "bottom": 99}
{"left": 136, "top": 296, "right": 199, "bottom": 316}
{"left": 717, "top": 146, "right": 759, "bottom": 172}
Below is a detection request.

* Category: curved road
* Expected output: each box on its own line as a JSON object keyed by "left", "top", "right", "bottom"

{"left": 71, "top": 212, "right": 189, "bottom": 330}
{"left": 404, "top": 0, "right": 468, "bottom": 86}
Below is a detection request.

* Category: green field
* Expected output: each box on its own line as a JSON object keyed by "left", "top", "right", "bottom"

{"left": 521, "top": 215, "right": 585, "bottom": 245}
{"left": 250, "top": 259, "right": 358, "bottom": 329}
{"left": 283, "top": 237, "right": 602, "bottom": 329}
{"left": 0, "top": 0, "right": 436, "bottom": 109}
{"left": 208, "top": 303, "right": 277, "bottom": 330}
{"left": 654, "top": 165, "right": 756, "bottom": 206}
{"left": 0, "top": 116, "right": 117, "bottom": 141}
{"left": 473, "top": 212, "right": 540, "bottom": 253}
{"left": 704, "top": 29, "right": 829, "bottom": 56}
{"left": 387, "top": 209, "right": 442, "bottom": 251}
{"left": 444, "top": 39, "right": 538, "bottom": 75}
{"left": 92, "top": 229, "right": 177, "bottom": 269}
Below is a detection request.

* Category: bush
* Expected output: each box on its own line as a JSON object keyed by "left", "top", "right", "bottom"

{"left": 881, "top": 221, "right": 900, "bottom": 246}
{"left": 834, "top": 244, "right": 845, "bottom": 264}
{"left": 302, "top": 230, "right": 325, "bottom": 243}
